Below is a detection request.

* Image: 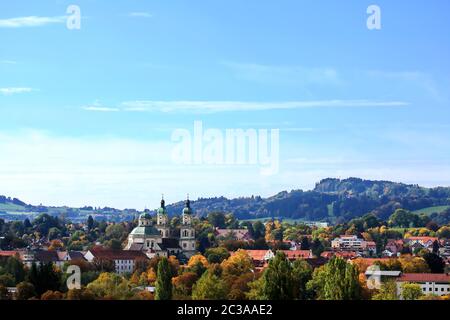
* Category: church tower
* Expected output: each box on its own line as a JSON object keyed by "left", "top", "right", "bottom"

{"left": 179, "top": 196, "right": 196, "bottom": 257}
{"left": 156, "top": 196, "right": 170, "bottom": 238}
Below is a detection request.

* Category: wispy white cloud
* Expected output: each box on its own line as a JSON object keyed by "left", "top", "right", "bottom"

{"left": 82, "top": 100, "right": 120, "bottom": 112}
{"left": 0, "top": 16, "right": 66, "bottom": 28}
{"left": 0, "top": 60, "right": 17, "bottom": 64}
{"left": 119, "top": 100, "right": 409, "bottom": 114}
{"left": 281, "top": 128, "right": 317, "bottom": 132}
{"left": 222, "top": 61, "right": 343, "bottom": 87}
{"left": 0, "top": 87, "right": 34, "bottom": 95}
{"left": 83, "top": 106, "right": 120, "bottom": 112}
{"left": 129, "top": 12, "right": 153, "bottom": 18}
{"left": 368, "top": 70, "right": 442, "bottom": 101}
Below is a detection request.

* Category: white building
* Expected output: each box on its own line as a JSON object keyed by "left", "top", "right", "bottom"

{"left": 331, "top": 235, "right": 376, "bottom": 256}
{"left": 396, "top": 273, "right": 450, "bottom": 298}
{"left": 84, "top": 248, "right": 148, "bottom": 275}
{"left": 332, "top": 235, "right": 364, "bottom": 250}
{"left": 303, "top": 221, "right": 328, "bottom": 228}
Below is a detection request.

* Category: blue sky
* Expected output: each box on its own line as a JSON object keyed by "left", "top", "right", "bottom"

{"left": 1, "top": 0, "right": 450, "bottom": 209}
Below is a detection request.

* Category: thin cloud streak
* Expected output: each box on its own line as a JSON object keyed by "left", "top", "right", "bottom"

{"left": 128, "top": 12, "right": 153, "bottom": 18}
{"left": 83, "top": 107, "right": 120, "bottom": 112}
{"left": 222, "top": 61, "right": 343, "bottom": 87}
{"left": 0, "top": 16, "right": 66, "bottom": 28}
{"left": 0, "top": 87, "right": 34, "bottom": 95}
{"left": 118, "top": 100, "right": 409, "bottom": 113}
{"left": 367, "top": 70, "right": 442, "bottom": 101}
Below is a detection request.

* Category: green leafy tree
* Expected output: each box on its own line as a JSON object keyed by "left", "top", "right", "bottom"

{"left": 0, "top": 285, "right": 9, "bottom": 300}
{"left": 66, "top": 288, "right": 96, "bottom": 300}
{"left": 105, "top": 224, "right": 126, "bottom": 240}
{"left": 23, "top": 218, "right": 32, "bottom": 229}
{"left": 87, "top": 272, "right": 133, "bottom": 299}
{"left": 401, "top": 282, "right": 424, "bottom": 300}
{"left": 0, "top": 274, "right": 15, "bottom": 287}
{"left": 192, "top": 271, "right": 227, "bottom": 300}
{"left": 422, "top": 252, "right": 445, "bottom": 273}
{"left": 311, "top": 238, "right": 325, "bottom": 257}
{"left": 307, "top": 257, "right": 361, "bottom": 300}
{"left": 252, "top": 221, "right": 265, "bottom": 240}
{"left": 388, "top": 209, "right": 419, "bottom": 228}
{"left": 262, "top": 252, "right": 293, "bottom": 300}
{"left": 204, "top": 247, "right": 230, "bottom": 264}
{"left": 172, "top": 272, "right": 198, "bottom": 298}
{"left": 437, "top": 226, "right": 450, "bottom": 239}
{"left": 27, "top": 262, "right": 61, "bottom": 296}
{"left": 372, "top": 281, "right": 398, "bottom": 300}
{"left": 207, "top": 212, "right": 226, "bottom": 228}
{"left": 16, "top": 281, "right": 36, "bottom": 300}
{"left": 32, "top": 214, "right": 61, "bottom": 237}
{"left": 246, "top": 276, "right": 267, "bottom": 300}
{"left": 291, "top": 259, "right": 313, "bottom": 300}
{"left": 155, "top": 257, "right": 172, "bottom": 300}
{"left": 47, "top": 227, "right": 62, "bottom": 240}
{"left": 87, "top": 215, "right": 95, "bottom": 231}
{"left": 107, "top": 239, "right": 122, "bottom": 250}
{"left": 300, "top": 237, "right": 310, "bottom": 250}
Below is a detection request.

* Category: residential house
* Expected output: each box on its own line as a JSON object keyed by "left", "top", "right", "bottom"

{"left": 438, "top": 240, "right": 450, "bottom": 258}
{"left": 0, "top": 251, "right": 20, "bottom": 262}
{"left": 56, "top": 251, "right": 86, "bottom": 266}
{"left": 281, "top": 250, "right": 313, "bottom": 261}
{"left": 241, "top": 249, "right": 275, "bottom": 267}
{"left": 20, "top": 250, "right": 59, "bottom": 268}
{"left": 383, "top": 239, "right": 404, "bottom": 257}
{"left": 405, "top": 236, "right": 439, "bottom": 252}
{"left": 321, "top": 251, "right": 360, "bottom": 260}
{"left": 215, "top": 228, "right": 252, "bottom": 241}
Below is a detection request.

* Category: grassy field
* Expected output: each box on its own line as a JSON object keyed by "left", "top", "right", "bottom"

{"left": 327, "top": 203, "right": 334, "bottom": 216}
{"left": 0, "top": 203, "right": 26, "bottom": 212}
{"left": 412, "top": 205, "right": 449, "bottom": 216}
{"left": 239, "top": 217, "right": 327, "bottom": 224}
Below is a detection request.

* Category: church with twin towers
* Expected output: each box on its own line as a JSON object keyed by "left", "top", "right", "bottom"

{"left": 125, "top": 196, "right": 196, "bottom": 259}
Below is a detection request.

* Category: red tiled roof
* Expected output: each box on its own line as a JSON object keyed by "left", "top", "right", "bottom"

{"left": 90, "top": 248, "right": 148, "bottom": 260}
{"left": 406, "top": 237, "right": 438, "bottom": 243}
{"left": 215, "top": 229, "right": 251, "bottom": 240}
{"left": 397, "top": 273, "right": 450, "bottom": 283}
{"left": 35, "top": 250, "right": 59, "bottom": 262}
{"left": 387, "top": 239, "right": 404, "bottom": 246}
{"left": 320, "top": 251, "right": 358, "bottom": 259}
{"left": 335, "top": 251, "right": 358, "bottom": 259}
{"left": 320, "top": 251, "right": 334, "bottom": 259}
{"left": 241, "top": 250, "right": 270, "bottom": 261}
{"left": 0, "top": 251, "right": 19, "bottom": 257}
{"left": 281, "top": 250, "right": 312, "bottom": 259}
{"left": 351, "top": 257, "right": 392, "bottom": 264}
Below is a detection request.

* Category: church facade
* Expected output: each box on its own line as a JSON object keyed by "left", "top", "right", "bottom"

{"left": 125, "top": 197, "right": 196, "bottom": 259}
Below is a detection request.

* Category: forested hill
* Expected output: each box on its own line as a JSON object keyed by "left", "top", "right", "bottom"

{"left": 166, "top": 178, "right": 450, "bottom": 223}
{"left": 1, "top": 178, "right": 450, "bottom": 224}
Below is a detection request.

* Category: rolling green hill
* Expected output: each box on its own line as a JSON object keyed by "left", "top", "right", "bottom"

{"left": 412, "top": 205, "right": 450, "bottom": 216}
{"left": 2, "top": 177, "right": 450, "bottom": 224}
{"left": 0, "top": 202, "right": 27, "bottom": 212}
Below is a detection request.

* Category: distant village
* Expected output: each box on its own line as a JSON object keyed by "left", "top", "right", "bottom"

{"left": 0, "top": 199, "right": 449, "bottom": 300}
